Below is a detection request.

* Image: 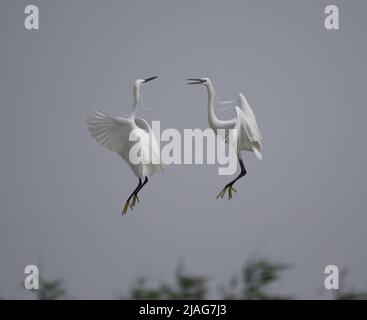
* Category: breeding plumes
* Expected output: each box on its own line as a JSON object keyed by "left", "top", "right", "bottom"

{"left": 186, "top": 78, "right": 262, "bottom": 199}
{"left": 87, "top": 77, "right": 164, "bottom": 214}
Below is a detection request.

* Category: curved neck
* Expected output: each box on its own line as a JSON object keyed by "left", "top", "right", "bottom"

{"left": 129, "top": 85, "right": 141, "bottom": 119}
{"left": 206, "top": 83, "right": 219, "bottom": 127}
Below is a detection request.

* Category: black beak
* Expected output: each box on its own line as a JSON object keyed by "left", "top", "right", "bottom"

{"left": 143, "top": 76, "right": 158, "bottom": 83}
{"left": 186, "top": 78, "right": 204, "bottom": 85}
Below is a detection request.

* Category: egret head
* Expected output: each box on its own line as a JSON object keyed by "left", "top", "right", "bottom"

{"left": 186, "top": 77, "right": 211, "bottom": 86}
{"left": 133, "top": 76, "right": 158, "bottom": 105}
{"left": 134, "top": 76, "right": 158, "bottom": 87}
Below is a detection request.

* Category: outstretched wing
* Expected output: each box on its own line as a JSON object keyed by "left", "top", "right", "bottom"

{"left": 86, "top": 110, "right": 133, "bottom": 154}
{"left": 238, "top": 93, "right": 257, "bottom": 124}
{"left": 228, "top": 106, "right": 263, "bottom": 160}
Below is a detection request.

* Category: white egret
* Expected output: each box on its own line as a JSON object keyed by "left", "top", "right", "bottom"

{"left": 86, "top": 76, "right": 164, "bottom": 215}
{"left": 186, "top": 78, "right": 262, "bottom": 199}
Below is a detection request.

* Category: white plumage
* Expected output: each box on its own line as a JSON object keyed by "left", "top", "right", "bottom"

{"left": 86, "top": 77, "right": 164, "bottom": 214}
{"left": 87, "top": 111, "right": 164, "bottom": 177}
{"left": 230, "top": 93, "right": 262, "bottom": 161}
{"left": 186, "top": 77, "right": 262, "bottom": 199}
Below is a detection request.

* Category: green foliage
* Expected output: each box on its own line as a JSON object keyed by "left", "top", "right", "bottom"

{"left": 242, "top": 257, "right": 292, "bottom": 299}
{"left": 220, "top": 257, "right": 292, "bottom": 300}
{"left": 129, "top": 278, "right": 165, "bottom": 300}
{"left": 128, "top": 257, "right": 367, "bottom": 300}
{"left": 34, "top": 277, "right": 66, "bottom": 300}
{"left": 128, "top": 264, "right": 207, "bottom": 300}
{"left": 336, "top": 292, "right": 367, "bottom": 300}
{"left": 9, "top": 257, "right": 367, "bottom": 300}
{"left": 333, "top": 269, "right": 367, "bottom": 300}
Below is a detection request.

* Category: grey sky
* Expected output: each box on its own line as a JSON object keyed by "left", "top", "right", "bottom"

{"left": 0, "top": 0, "right": 366, "bottom": 299}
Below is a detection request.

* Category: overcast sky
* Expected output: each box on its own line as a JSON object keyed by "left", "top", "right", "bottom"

{"left": 1, "top": 0, "right": 366, "bottom": 299}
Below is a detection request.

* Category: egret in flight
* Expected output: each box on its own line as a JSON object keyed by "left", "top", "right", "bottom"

{"left": 186, "top": 78, "right": 262, "bottom": 199}
{"left": 87, "top": 77, "right": 164, "bottom": 215}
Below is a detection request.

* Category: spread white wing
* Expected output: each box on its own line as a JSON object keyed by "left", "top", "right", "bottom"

{"left": 238, "top": 93, "right": 258, "bottom": 125}
{"left": 86, "top": 111, "right": 134, "bottom": 156}
{"left": 86, "top": 111, "right": 165, "bottom": 176}
{"left": 228, "top": 106, "right": 263, "bottom": 161}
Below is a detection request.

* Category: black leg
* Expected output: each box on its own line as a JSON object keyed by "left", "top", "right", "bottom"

{"left": 122, "top": 178, "right": 142, "bottom": 215}
{"left": 226, "top": 159, "right": 247, "bottom": 188}
{"left": 217, "top": 158, "right": 247, "bottom": 199}
{"left": 130, "top": 176, "right": 149, "bottom": 208}
{"left": 134, "top": 176, "right": 148, "bottom": 197}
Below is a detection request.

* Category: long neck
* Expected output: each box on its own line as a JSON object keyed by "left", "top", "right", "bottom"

{"left": 206, "top": 83, "right": 219, "bottom": 128}
{"left": 129, "top": 85, "right": 140, "bottom": 119}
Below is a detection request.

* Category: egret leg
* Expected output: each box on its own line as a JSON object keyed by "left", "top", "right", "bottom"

{"left": 134, "top": 176, "right": 148, "bottom": 198}
{"left": 122, "top": 178, "right": 142, "bottom": 215}
{"left": 131, "top": 176, "right": 148, "bottom": 206}
{"left": 216, "top": 159, "right": 247, "bottom": 200}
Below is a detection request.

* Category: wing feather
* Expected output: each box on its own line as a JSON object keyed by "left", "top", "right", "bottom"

{"left": 238, "top": 93, "right": 258, "bottom": 123}
{"left": 86, "top": 110, "right": 133, "bottom": 154}
{"left": 227, "top": 106, "right": 262, "bottom": 160}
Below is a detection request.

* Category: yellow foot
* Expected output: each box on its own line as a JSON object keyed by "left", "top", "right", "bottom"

{"left": 122, "top": 199, "right": 133, "bottom": 215}
{"left": 122, "top": 194, "right": 140, "bottom": 215}
{"left": 132, "top": 194, "right": 140, "bottom": 207}
{"left": 216, "top": 185, "right": 237, "bottom": 200}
